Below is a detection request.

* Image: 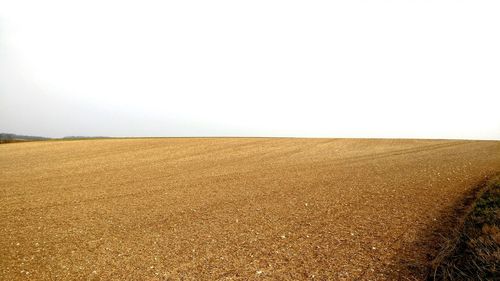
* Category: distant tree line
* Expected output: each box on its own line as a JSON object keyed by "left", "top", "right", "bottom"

{"left": 0, "top": 133, "right": 110, "bottom": 144}
{"left": 0, "top": 133, "right": 50, "bottom": 143}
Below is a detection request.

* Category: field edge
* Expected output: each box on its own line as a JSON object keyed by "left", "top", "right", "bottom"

{"left": 426, "top": 174, "right": 500, "bottom": 280}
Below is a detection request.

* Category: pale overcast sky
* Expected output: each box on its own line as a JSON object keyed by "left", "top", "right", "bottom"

{"left": 1, "top": 1, "right": 499, "bottom": 139}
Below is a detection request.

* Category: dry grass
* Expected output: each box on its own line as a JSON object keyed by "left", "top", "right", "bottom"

{"left": 429, "top": 175, "right": 500, "bottom": 280}
{"left": 0, "top": 138, "right": 499, "bottom": 280}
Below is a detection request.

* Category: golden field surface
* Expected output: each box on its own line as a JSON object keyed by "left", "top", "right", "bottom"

{"left": 1, "top": 138, "right": 499, "bottom": 280}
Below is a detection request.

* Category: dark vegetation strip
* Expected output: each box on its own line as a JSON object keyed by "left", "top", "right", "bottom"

{"left": 428, "top": 174, "right": 500, "bottom": 280}
{"left": 0, "top": 139, "right": 32, "bottom": 144}
{"left": 0, "top": 133, "right": 113, "bottom": 144}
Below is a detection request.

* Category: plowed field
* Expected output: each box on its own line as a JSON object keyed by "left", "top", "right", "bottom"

{"left": 1, "top": 138, "right": 499, "bottom": 280}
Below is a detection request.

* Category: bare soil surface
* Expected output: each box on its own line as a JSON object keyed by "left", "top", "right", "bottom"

{"left": 1, "top": 138, "right": 499, "bottom": 280}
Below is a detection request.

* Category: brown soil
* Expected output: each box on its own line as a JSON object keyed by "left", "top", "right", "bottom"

{"left": 0, "top": 138, "right": 499, "bottom": 280}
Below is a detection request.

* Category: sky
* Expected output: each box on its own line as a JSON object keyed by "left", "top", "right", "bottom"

{"left": 1, "top": 1, "right": 499, "bottom": 139}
